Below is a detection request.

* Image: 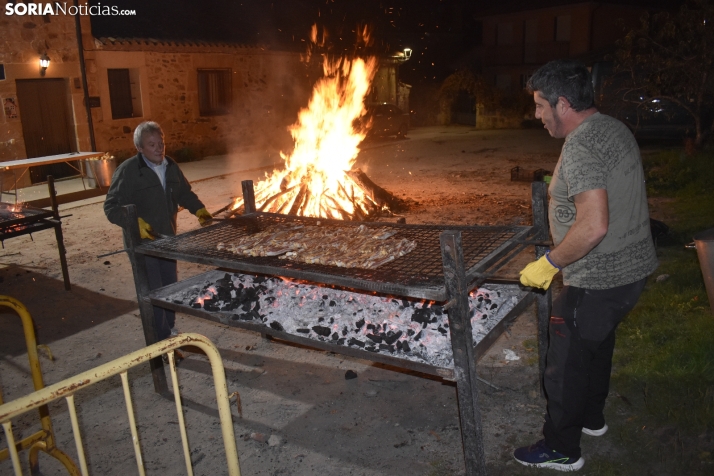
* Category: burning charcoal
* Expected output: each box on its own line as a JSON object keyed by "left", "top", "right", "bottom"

{"left": 497, "top": 291, "right": 501, "bottom": 297}
{"left": 384, "top": 330, "right": 402, "bottom": 345}
{"left": 478, "top": 296, "right": 483, "bottom": 302}
{"left": 432, "top": 305, "right": 443, "bottom": 315}
{"left": 437, "top": 326, "right": 447, "bottom": 335}
{"left": 329, "top": 300, "right": 336, "bottom": 307}
{"left": 485, "top": 299, "right": 492, "bottom": 305}
{"left": 345, "top": 370, "right": 358, "bottom": 380}
{"left": 365, "top": 346, "right": 378, "bottom": 352}
{"left": 253, "top": 276, "right": 268, "bottom": 284}
{"left": 348, "top": 338, "right": 365, "bottom": 348}
{"left": 322, "top": 295, "right": 328, "bottom": 300}
{"left": 407, "top": 329, "right": 415, "bottom": 336}
{"left": 329, "top": 317, "right": 334, "bottom": 324}
{"left": 411, "top": 308, "right": 432, "bottom": 325}
{"left": 366, "top": 323, "right": 376, "bottom": 331}
{"left": 191, "top": 301, "right": 202, "bottom": 309}
{"left": 391, "top": 299, "right": 399, "bottom": 305}
{"left": 366, "top": 333, "right": 383, "bottom": 343}
{"left": 444, "top": 323, "right": 449, "bottom": 329}
{"left": 396, "top": 341, "right": 403, "bottom": 350}
{"left": 318, "top": 317, "right": 325, "bottom": 322}
{"left": 414, "top": 331, "right": 422, "bottom": 341}
{"left": 379, "top": 344, "right": 395, "bottom": 353}
{"left": 312, "top": 326, "right": 332, "bottom": 337}
{"left": 296, "top": 328, "right": 310, "bottom": 334}
{"left": 470, "top": 309, "right": 477, "bottom": 318}
{"left": 401, "top": 299, "right": 410, "bottom": 308}
{"left": 482, "top": 314, "right": 488, "bottom": 319}
{"left": 337, "top": 338, "right": 346, "bottom": 345}
{"left": 401, "top": 341, "right": 411, "bottom": 353}
{"left": 331, "top": 332, "right": 339, "bottom": 340}
{"left": 204, "top": 299, "right": 220, "bottom": 312}
{"left": 270, "top": 321, "right": 284, "bottom": 331}
{"left": 490, "top": 303, "right": 498, "bottom": 310}
{"left": 265, "top": 296, "right": 276, "bottom": 304}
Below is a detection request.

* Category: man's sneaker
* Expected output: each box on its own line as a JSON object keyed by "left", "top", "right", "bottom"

{"left": 582, "top": 424, "right": 608, "bottom": 436}
{"left": 162, "top": 349, "right": 185, "bottom": 365}
{"left": 170, "top": 327, "right": 180, "bottom": 337}
{"left": 513, "top": 439, "right": 585, "bottom": 472}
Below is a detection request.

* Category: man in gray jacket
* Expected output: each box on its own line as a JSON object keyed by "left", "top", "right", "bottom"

{"left": 104, "top": 121, "right": 212, "bottom": 341}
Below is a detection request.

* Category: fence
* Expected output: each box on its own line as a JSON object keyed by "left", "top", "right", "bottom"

{"left": 0, "top": 297, "right": 241, "bottom": 476}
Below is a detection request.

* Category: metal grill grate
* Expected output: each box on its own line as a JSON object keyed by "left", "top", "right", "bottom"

{"left": 139, "top": 213, "right": 531, "bottom": 300}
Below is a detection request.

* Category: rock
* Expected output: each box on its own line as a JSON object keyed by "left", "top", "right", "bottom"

{"left": 503, "top": 349, "right": 520, "bottom": 361}
{"left": 249, "top": 432, "right": 266, "bottom": 443}
{"left": 268, "top": 434, "right": 282, "bottom": 447}
{"left": 656, "top": 274, "right": 670, "bottom": 282}
{"left": 345, "top": 370, "right": 358, "bottom": 380}
{"left": 364, "top": 389, "right": 378, "bottom": 398}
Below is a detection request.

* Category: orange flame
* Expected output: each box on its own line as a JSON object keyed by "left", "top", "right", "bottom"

{"left": 230, "top": 27, "right": 380, "bottom": 219}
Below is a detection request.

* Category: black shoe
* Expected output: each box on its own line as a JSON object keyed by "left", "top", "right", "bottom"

{"left": 513, "top": 439, "right": 584, "bottom": 472}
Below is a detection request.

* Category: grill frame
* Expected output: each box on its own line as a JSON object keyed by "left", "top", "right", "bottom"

{"left": 136, "top": 212, "right": 535, "bottom": 301}
{"left": 125, "top": 180, "right": 552, "bottom": 476}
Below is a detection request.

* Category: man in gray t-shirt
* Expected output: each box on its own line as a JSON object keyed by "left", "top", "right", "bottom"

{"left": 513, "top": 60, "right": 658, "bottom": 472}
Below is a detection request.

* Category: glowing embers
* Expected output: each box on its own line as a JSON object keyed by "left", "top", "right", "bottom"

{"left": 164, "top": 271, "right": 526, "bottom": 369}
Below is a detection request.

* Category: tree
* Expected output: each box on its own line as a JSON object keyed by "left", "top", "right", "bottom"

{"left": 613, "top": 0, "right": 714, "bottom": 146}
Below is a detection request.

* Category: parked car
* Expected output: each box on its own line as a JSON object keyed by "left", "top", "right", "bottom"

{"left": 358, "top": 103, "right": 410, "bottom": 138}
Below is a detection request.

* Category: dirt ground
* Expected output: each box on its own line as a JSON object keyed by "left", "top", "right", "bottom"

{"left": 0, "top": 126, "right": 664, "bottom": 475}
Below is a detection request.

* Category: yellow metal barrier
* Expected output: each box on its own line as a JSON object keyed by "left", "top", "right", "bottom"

{"left": 0, "top": 317, "right": 242, "bottom": 476}
{"left": 0, "top": 295, "right": 80, "bottom": 475}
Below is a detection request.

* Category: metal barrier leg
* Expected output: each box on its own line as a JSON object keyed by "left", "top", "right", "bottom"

{"left": 65, "top": 395, "right": 89, "bottom": 476}
{"left": 2, "top": 421, "right": 23, "bottom": 476}
{"left": 168, "top": 351, "right": 194, "bottom": 476}
{"left": 120, "top": 372, "right": 146, "bottom": 476}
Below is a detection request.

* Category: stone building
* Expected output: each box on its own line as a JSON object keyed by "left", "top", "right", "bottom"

{"left": 0, "top": 1, "right": 311, "bottom": 189}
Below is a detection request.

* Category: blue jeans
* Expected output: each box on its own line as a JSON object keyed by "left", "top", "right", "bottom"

{"left": 543, "top": 278, "right": 646, "bottom": 458}
{"left": 145, "top": 255, "right": 177, "bottom": 340}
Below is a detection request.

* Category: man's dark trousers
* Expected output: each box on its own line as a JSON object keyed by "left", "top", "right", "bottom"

{"left": 145, "top": 255, "right": 178, "bottom": 341}
{"left": 543, "top": 278, "right": 647, "bottom": 458}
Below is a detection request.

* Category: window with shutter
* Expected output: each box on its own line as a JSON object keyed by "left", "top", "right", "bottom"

{"left": 198, "top": 69, "right": 232, "bottom": 116}
{"left": 107, "top": 68, "right": 134, "bottom": 119}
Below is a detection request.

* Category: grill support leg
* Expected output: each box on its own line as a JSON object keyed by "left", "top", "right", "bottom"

{"left": 47, "top": 176, "right": 71, "bottom": 291}
{"left": 531, "top": 181, "right": 551, "bottom": 395}
{"left": 440, "top": 230, "right": 486, "bottom": 476}
{"left": 242, "top": 180, "right": 256, "bottom": 214}
{"left": 123, "top": 204, "right": 168, "bottom": 394}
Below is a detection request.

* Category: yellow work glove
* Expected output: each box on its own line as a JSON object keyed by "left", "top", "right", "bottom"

{"left": 137, "top": 217, "right": 155, "bottom": 240}
{"left": 195, "top": 207, "right": 213, "bottom": 226}
{"left": 519, "top": 252, "right": 560, "bottom": 290}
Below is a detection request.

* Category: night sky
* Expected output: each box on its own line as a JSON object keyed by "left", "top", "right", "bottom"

{"left": 89, "top": 0, "right": 487, "bottom": 85}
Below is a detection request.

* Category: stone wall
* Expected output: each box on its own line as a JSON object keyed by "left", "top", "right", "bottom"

{"left": 0, "top": 2, "right": 313, "bottom": 190}
{"left": 0, "top": 6, "right": 89, "bottom": 188}
{"left": 87, "top": 40, "right": 313, "bottom": 162}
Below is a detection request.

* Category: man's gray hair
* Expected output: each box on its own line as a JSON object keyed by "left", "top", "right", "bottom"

{"left": 526, "top": 59, "right": 594, "bottom": 111}
{"left": 133, "top": 121, "right": 163, "bottom": 150}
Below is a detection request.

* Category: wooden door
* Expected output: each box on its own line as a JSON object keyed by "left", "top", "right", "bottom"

{"left": 16, "top": 78, "right": 78, "bottom": 183}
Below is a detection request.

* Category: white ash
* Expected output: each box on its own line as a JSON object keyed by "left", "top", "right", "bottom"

{"left": 160, "top": 271, "right": 527, "bottom": 369}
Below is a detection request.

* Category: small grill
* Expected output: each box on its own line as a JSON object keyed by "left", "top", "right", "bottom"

{"left": 139, "top": 213, "right": 532, "bottom": 301}
{"left": 0, "top": 203, "right": 55, "bottom": 240}
{"left": 0, "top": 177, "right": 71, "bottom": 290}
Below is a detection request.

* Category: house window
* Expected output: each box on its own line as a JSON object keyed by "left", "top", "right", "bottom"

{"left": 496, "top": 23, "right": 513, "bottom": 46}
{"left": 107, "top": 68, "right": 142, "bottom": 119}
{"left": 555, "top": 15, "right": 571, "bottom": 42}
{"left": 198, "top": 69, "right": 232, "bottom": 116}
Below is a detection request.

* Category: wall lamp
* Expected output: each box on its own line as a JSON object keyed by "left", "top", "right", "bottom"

{"left": 403, "top": 48, "right": 412, "bottom": 60}
{"left": 39, "top": 53, "right": 50, "bottom": 76}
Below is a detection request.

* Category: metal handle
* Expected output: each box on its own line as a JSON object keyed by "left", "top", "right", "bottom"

{"left": 685, "top": 242, "right": 696, "bottom": 249}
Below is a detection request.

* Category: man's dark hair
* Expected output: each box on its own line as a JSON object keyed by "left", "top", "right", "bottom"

{"left": 526, "top": 59, "right": 594, "bottom": 111}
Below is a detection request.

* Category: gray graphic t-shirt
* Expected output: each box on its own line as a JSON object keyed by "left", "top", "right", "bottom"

{"left": 549, "top": 112, "right": 658, "bottom": 289}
